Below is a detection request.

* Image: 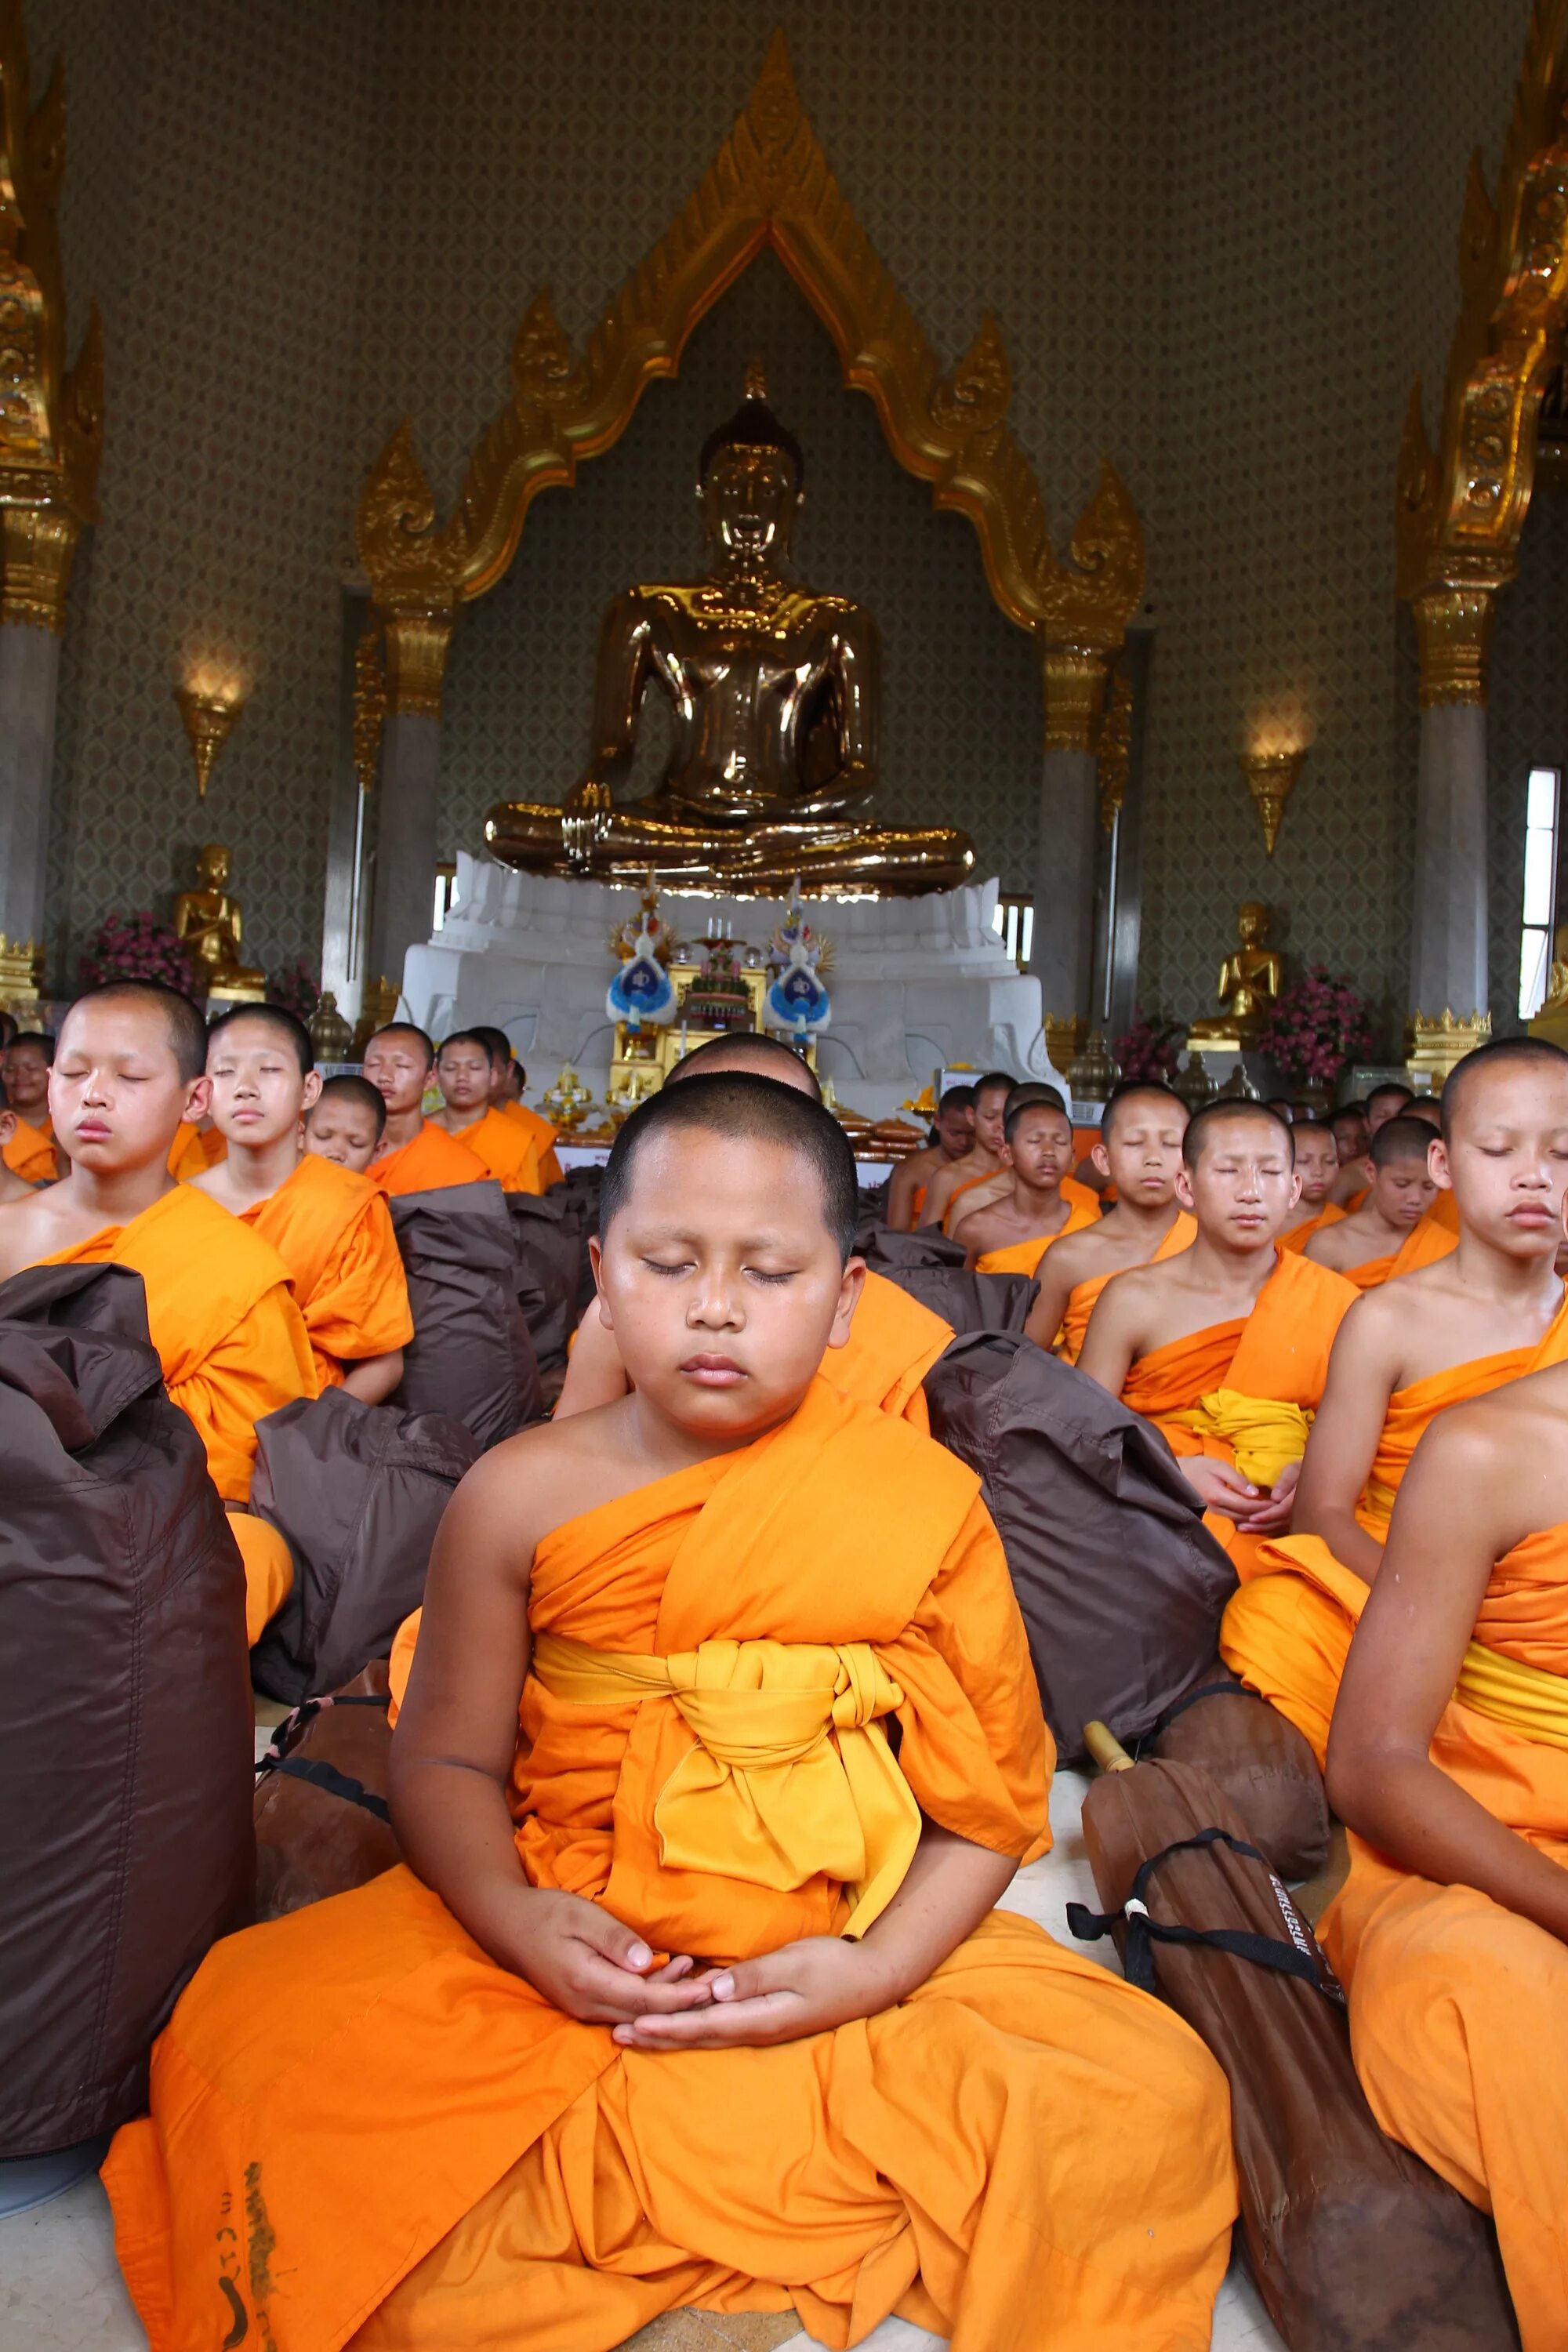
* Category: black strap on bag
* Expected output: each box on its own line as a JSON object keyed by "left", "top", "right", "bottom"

{"left": 1066, "top": 1826, "right": 1347, "bottom": 2005}
{"left": 255, "top": 1690, "right": 390, "bottom": 1780}
{"left": 271, "top": 1755, "right": 392, "bottom": 1824}
{"left": 1141, "top": 1677, "right": 1259, "bottom": 1744}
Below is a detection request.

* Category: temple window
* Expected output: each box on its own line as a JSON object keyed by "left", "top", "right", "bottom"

{"left": 1518, "top": 767, "right": 1560, "bottom": 1019}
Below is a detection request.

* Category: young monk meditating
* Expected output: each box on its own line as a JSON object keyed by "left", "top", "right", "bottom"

{"left": 104, "top": 1073, "right": 1236, "bottom": 2352}
{"left": 193, "top": 1006, "right": 413, "bottom": 1403}
{"left": 1078, "top": 1101, "right": 1356, "bottom": 1576}
{"left": 1277, "top": 1117, "right": 1342, "bottom": 1251}
{"left": 947, "top": 1083, "right": 1100, "bottom": 1239}
{"left": 471, "top": 1023, "right": 564, "bottom": 1185}
{"left": 957, "top": 1097, "right": 1098, "bottom": 1274}
{"left": 1, "top": 1026, "right": 59, "bottom": 1181}
{"left": 434, "top": 1029, "right": 543, "bottom": 1193}
{"left": 1221, "top": 1036, "right": 1568, "bottom": 1763}
{"left": 916, "top": 1067, "right": 1013, "bottom": 1230}
{"left": 1022, "top": 1080, "right": 1195, "bottom": 1362}
{"left": 1328, "top": 1081, "right": 1413, "bottom": 1206}
{"left": 362, "top": 1022, "right": 489, "bottom": 1195}
{"left": 0, "top": 982, "right": 314, "bottom": 1642}
{"left": 303, "top": 1073, "right": 387, "bottom": 1172}
{"left": 885, "top": 1082, "right": 975, "bottom": 1230}
{"left": 1323, "top": 1353, "right": 1568, "bottom": 2343}
{"left": 0, "top": 1073, "right": 34, "bottom": 1204}
{"left": 1304, "top": 1113, "right": 1453, "bottom": 1287}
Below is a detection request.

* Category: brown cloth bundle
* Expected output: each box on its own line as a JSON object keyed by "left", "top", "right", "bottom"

{"left": 1145, "top": 1666, "right": 1331, "bottom": 1882}
{"left": 389, "top": 1180, "right": 543, "bottom": 1446}
{"left": 1069, "top": 1738, "right": 1518, "bottom": 2352}
{"left": 506, "top": 1191, "right": 579, "bottom": 1370}
{"left": 254, "top": 1662, "right": 403, "bottom": 1921}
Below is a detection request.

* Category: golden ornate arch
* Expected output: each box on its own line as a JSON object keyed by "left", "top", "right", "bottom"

{"left": 1396, "top": 0, "right": 1568, "bottom": 704}
{"left": 356, "top": 31, "right": 1144, "bottom": 751}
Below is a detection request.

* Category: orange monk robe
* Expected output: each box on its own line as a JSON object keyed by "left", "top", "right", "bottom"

{"left": 446, "top": 1104, "right": 543, "bottom": 1195}
{"left": 238, "top": 1152, "right": 414, "bottom": 1391}
{"left": 1120, "top": 1248, "right": 1357, "bottom": 1578}
{"left": 166, "top": 1125, "right": 227, "bottom": 1181}
{"left": 1428, "top": 1185, "right": 1461, "bottom": 1235}
{"left": 1221, "top": 1294, "right": 1568, "bottom": 1765}
{"left": 2, "top": 1112, "right": 56, "bottom": 1183}
{"left": 975, "top": 1196, "right": 1100, "bottom": 1276}
{"left": 1319, "top": 1521, "right": 1568, "bottom": 2343}
{"left": 368, "top": 1118, "right": 488, "bottom": 1197}
{"left": 104, "top": 1379, "right": 1236, "bottom": 2352}
{"left": 502, "top": 1098, "right": 564, "bottom": 1189}
{"left": 1278, "top": 1200, "right": 1346, "bottom": 1255}
{"left": 1054, "top": 1209, "right": 1197, "bottom": 1364}
{"left": 1338, "top": 1210, "right": 1457, "bottom": 1294}
{"left": 41, "top": 1184, "right": 316, "bottom": 1642}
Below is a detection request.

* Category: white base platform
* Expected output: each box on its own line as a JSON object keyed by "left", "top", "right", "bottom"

{"left": 400, "top": 857, "right": 1055, "bottom": 1120}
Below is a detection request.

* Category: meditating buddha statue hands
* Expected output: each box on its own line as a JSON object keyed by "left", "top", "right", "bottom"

{"left": 486, "top": 367, "right": 974, "bottom": 897}
{"left": 172, "top": 844, "right": 266, "bottom": 1001}
{"left": 1189, "top": 899, "right": 1281, "bottom": 1046}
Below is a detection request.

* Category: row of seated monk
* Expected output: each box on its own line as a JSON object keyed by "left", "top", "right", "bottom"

{"left": 4, "top": 989, "right": 1567, "bottom": 2346}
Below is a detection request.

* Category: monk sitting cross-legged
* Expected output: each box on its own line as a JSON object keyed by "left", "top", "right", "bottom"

{"left": 303, "top": 1072, "right": 387, "bottom": 1174}
{"left": 0, "top": 982, "right": 315, "bottom": 1642}
{"left": 1078, "top": 1098, "right": 1356, "bottom": 1578}
{"left": 433, "top": 1028, "right": 544, "bottom": 1194}
{"left": 1304, "top": 1112, "right": 1455, "bottom": 1288}
{"left": 362, "top": 1022, "right": 489, "bottom": 1196}
{"left": 1276, "top": 1116, "right": 1344, "bottom": 1253}
{"left": 103, "top": 1073, "right": 1237, "bottom": 2352}
{"left": 885, "top": 1082, "right": 975, "bottom": 1231}
{"left": 916, "top": 1067, "right": 1013, "bottom": 1232}
{"left": 192, "top": 1005, "right": 413, "bottom": 1403}
{"left": 1323, "top": 1348, "right": 1568, "bottom": 2344}
{"left": 1, "top": 1027, "right": 60, "bottom": 1183}
{"left": 1022, "top": 1080, "right": 1196, "bottom": 1363}
{"left": 946, "top": 1082, "right": 1100, "bottom": 1240}
{"left": 956, "top": 1096, "right": 1098, "bottom": 1275}
{"left": 470, "top": 1024, "right": 564, "bottom": 1187}
{"left": 1221, "top": 1036, "right": 1568, "bottom": 1766}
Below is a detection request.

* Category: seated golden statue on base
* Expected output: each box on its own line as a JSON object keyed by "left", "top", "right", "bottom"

{"left": 1187, "top": 899, "right": 1280, "bottom": 1049}
{"left": 485, "top": 366, "right": 974, "bottom": 898}
{"left": 173, "top": 844, "right": 266, "bottom": 1003}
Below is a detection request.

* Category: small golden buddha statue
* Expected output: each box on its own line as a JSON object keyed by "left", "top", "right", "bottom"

{"left": 485, "top": 366, "right": 974, "bottom": 898}
{"left": 1189, "top": 900, "right": 1281, "bottom": 1047}
{"left": 173, "top": 844, "right": 266, "bottom": 1001}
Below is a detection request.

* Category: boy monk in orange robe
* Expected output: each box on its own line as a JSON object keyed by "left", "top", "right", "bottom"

{"left": 0, "top": 1072, "right": 35, "bottom": 1203}
{"left": 1079, "top": 1099, "right": 1356, "bottom": 1577}
{"left": 363, "top": 1022, "right": 489, "bottom": 1196}
{"left": 472, "top": 1024, "right": 564, "bottom": 1186}
{"left": 1023, "top": 1080, "right": 1195, "bottom": 1362}
{"left": 303, "top": 1073, "right": 387, "bottom": 1173}
{"left": 434, "top": 1028, "right": 543, "bottom": 1193}
{"left": 1305, "top": 1112, "right": 1454, "bottom": 1288}
{"left": 1327, "top": 1080, "right": 1412, "bottom": 1207}
{"left": 194, "top": 1005, "right": 413, "bottom": 1402}
{"left": 1221, "top": 1037, "right": 1568, "bottom": 1763}
{"left": 1324, "top": 1349, "right": 1568, "bottom": 2345}
{"left": 885, "top": 1082, "right": 975, "bottom": 1230}
{"left": 1276, "top": 1116, "right": 1342, "bottom": 1251}
{"left": 103, "top": 1073, "right": 1236, "bottom": 2352}
{"left": 947, "top": 1082, "right": 1100, "bottom": 1238}
{"left": 0, "top": 982, "right": 315, "bottom": 1642}
{"left": 1, "top": 1027, "right": 59, "bottom": 1181}
{"left": 916, "top": 1067, "right": 1012, "bottom": 1230}
{"left": 957, "top": 1097, "right": 1098, "bottom": 1274}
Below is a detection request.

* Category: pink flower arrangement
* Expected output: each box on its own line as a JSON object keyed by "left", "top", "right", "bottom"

{"left": 78, "top": 912, "right": 195, "bottom": 993}
{"left": 270, "top": 960, "right": 321, "bottom": 1022}
{"left": 1112, "top": 1011, "right": 1183, "bottom": 1081}
{"left": 1257, "top": 966, "right": 1376, "bottom": 1086}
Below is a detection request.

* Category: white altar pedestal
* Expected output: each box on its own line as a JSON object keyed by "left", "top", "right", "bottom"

{"left": 400, "top": 855, "right": 1053, "bottom": 1121}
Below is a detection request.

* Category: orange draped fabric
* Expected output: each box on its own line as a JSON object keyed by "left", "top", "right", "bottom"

{"left": 1428, "top": 1186, "right": 1461, "bottom": 1234}
{"left": 447, "top": 1105, "right": 543, "bottom": 1195}
{"left": 1278, "top": 1200, "right": 1346, "bottom": 1255}
{"left": 3, "top": 1112, "right": 56, "bottom": 1183}
{"left": 104, "top": 1380, "right": 1235, "bottom": 2352}
{"left": 1319, "top": 1521, "right": 1568, "bottom": 2344}
{"left": 1338, "top": 1210, "right": 1457, "bottom": 1293}
{"left": 368, "top": 1120, "right": 488, "bottom": 1197}
{"left": 909, "top": 1181, "right": 927, "bottom": 1221}
{"left": 1220, "top": 1295, "right": 1568, "bottom": 1764}
{"left": 975, "top": 1198, "right": 1099, "bottom": 1276}
{"left": 502, "top": 1099, "right": 564, "bottom": 1189}
{"left": 239, "top": 1153, "right": 414, "bottom": 1389}
{"left": 41, "top": 1183, "right": 314, "bottom": 1639}
{"left": 1054, "top": 1210, "right": 1196, "bottom": 1364}
{"left": 165, "top": 1125, "right": 226, "bottom": 1181}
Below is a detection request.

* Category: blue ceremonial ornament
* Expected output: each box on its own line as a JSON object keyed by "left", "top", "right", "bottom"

{"left": 607, "top": 875, "right": 677, "bottom": 1032}
{"left": 764, "top": 884, "right": 833, "bottom": 1037}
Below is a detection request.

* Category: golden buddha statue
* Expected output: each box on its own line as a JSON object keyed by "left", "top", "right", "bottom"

{"left": 485, "top": 367, "right": 974, "bottom": 897}
{"left": 173, "top": 844, "right": 266, "bottom": 1002}
{"left": 1188, "top": 899, "right": 1281, "bottom": 1047}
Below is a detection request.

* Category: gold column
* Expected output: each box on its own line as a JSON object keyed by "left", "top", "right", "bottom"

{"left": 0, "top": 504, "right": 82, "bottom": 633}
{"left": 382, "top": 604, "right": 456, "bottom": 720}
{"left": 1041, "top": 642, "right": 1110, "bottom": 752}
{"left": 1410, "top": 585, "right": 1495, "bottom": 709}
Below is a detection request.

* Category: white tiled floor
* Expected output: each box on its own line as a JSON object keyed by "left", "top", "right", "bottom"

{"left": 0, "top": 1769, "right": 1283, "bottom": 2352}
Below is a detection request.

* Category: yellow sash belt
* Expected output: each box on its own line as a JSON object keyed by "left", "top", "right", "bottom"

{"left": 1163, "top": 1388, "right": 1313, "bottom": 1487}
{"left": 1454, "top": 1639, "right": 1568, "bottom": 1752}
{"left": 529, "top": 1629, "right": 920, "bottom": 1937}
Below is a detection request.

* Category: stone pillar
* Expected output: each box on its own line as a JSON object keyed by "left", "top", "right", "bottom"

{"left": 1408, "top": 586, "right": 1493, "bottom": 1020}
{"left": 365, "top": 604, "right": 455, "bottom": 999}
{"left": 0, "top": 505, "right": 78, "bottom": 950}
{"left": 1027, "top": 641, "right": 1109, "bottom": 1030}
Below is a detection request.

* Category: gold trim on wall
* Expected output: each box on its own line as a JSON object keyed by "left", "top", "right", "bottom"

{"left": 356, "top": 31, "right": 1145, "bottom": 724}
{"left": 1396, "top": 0, "right": 1568, "bottom": 702}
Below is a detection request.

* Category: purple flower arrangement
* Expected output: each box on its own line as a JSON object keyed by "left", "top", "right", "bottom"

{"left": 78, "top": 912, "right": 196, "bottom": 993}
{"left": 269, "top": 960, "right": 321, "bottom": 1022}
{"left": 1112, "top": 1011, "right": 1184, "bottom": 1081}
{"left": 1257, "top": 966, "right": 1377, "bottom": 1086}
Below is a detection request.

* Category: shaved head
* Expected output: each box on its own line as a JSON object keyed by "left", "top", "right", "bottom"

{"left": 368, "top": 1022, "right": 434, "bottom": 1067}
{"left": 601, "top": 1071, "right": 858, "bottom": 1261}
{"left": 206, "top": 1002, "right": 314, "bottom": 1077}
{"left": 670, "top": 1033, "right": 821, "bottom": 1099}
{"left": 1102, "top": 1081, "right": 1186, "bottom": 1142}
{"left": 67, "top": 982, "right": 206, "bottom": 1083}
{"left": 1370, "top": 1115, "right": 1436, "bottom": 1170}
{"left": 1181, "top": 1098, "right": 1294, "bottom": 1167}
{"left": 1440, "top": 1037, "right": 1568, "bottom": 1142}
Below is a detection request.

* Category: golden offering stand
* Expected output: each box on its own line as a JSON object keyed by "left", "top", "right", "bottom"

{"left": 0, "top": 935, "right": 46, "bottom": 1024}
{"left": 542, "top": 1066, "right": 596, "bottom": 1133}
{"left": 1407, "top": 1009, "right": 1492, "bottom": 1091}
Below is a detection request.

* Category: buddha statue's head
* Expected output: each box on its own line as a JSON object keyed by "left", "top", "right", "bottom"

{"left": 697, "top": 362, "right": 804, "bottom": 564}
{"left": 1237, "top": 898, "right": 1269, "bottom": 946}
{"left": 196, "top": 843, "right": 233, "bottom": 889}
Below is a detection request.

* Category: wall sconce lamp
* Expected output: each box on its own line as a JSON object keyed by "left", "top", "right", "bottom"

{"left": 1240, "top": 744, "right": 1307, "bottom": 856}
{"left": 175, "top": 676, "right": 245, "bottom": 800}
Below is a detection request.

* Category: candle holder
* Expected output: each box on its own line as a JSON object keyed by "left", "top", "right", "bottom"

{"left": 1240, "top": 746, "right": 1306, "bottom": 856}
{"left": 175, "top": 683, "right": 243, "bottom": 800}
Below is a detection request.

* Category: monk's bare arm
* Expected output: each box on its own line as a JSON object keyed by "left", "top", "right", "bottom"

{"left": 340, "top": 1347, "right": 404, "bottom": 1405}
{"left": 885, "top": 1153, "right": 927, "bottom": 1232}
{"left": 1290, "top": 1294, "right": 1399, "bottom": 1581}
{"left": 1076, "top": 1271, "right": 1143, "bottom": 1396}
{"left": 1022, "top": 1231, "right": 1092, "bottom": 1349}
{"left": 553, "top": 1299, "right": 631, "bottom": 1418}
{"left": 1327, "top": 1406, "right": 1568, "bottom": 1943}
{"left": 916, "top": 1166, "right": 958, "bottom": 1229}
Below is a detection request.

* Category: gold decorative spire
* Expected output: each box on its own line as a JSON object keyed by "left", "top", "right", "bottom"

{"left": 744, "top": 358, "right": 768, "bottom": 401}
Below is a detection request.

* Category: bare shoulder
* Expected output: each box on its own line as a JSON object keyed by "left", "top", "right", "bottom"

{"left": 0, "top": 1189, "right": 69, "bottom": 1282}
{"left": 1323, "top": 1281, "right": 1407, "bottom": 1370}
{"left": 1047, "top": 1218, "right": 1123, "bottom": 1281}
{"left": 1405, "top": 1375, "right": 1568, "bottom": 1539}
{"left": 446, "top": 1398, "right": 650, "bottom": 1566}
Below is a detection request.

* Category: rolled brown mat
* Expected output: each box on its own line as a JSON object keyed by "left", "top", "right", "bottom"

{"left": 1145, "top": 1665, "right": 1331, "bottom": 1882}
{"left": 254, "top": 1662, "right": 403, "bottom": 1922}
{"left": 1070, "top": 1740, "right": 1518, "bottom": 2352}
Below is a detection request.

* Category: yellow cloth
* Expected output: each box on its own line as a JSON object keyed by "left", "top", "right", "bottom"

{"left": 531, "top": 1628, "right": 919, "bottom": 1938}
{"left": 1162, "top": 1388, "right": 1313, "bottom": 1489}
{"left": 1454, "top": 1637, "right": 1568, "bottom": 1752}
